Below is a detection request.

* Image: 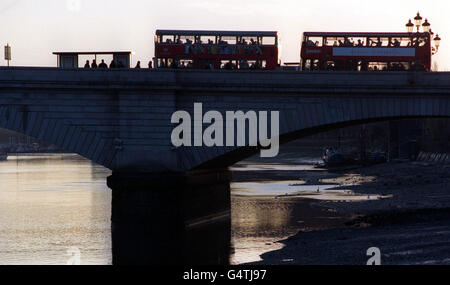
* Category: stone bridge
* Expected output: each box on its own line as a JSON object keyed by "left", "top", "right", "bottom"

{"left": 2, "top": 67, "right": 450, "bottom": 265}
{"left": 1, "top": 67, "right": 450, "bottom": 173}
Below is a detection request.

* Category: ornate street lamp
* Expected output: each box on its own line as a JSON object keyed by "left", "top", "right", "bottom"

{"left": 406, "top": 19, "right": 414, "bottom": 33}
{"left": 434, "top": 34, "right": 441, "bottom": 50}
{"left": 414, "top": 12, "right": 423, "bottom": 32}
{"left": 422, "top": 19, "right": 431, "bottom": 33}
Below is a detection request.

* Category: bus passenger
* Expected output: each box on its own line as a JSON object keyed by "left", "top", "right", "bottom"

{"left": 211, "top": 45, "right": 217, "bottom": 55}
{"left": 256, "top": 46, "right": 263, "bottom": 55}
{"left": 148, "top": 61, "right": 153, "bottom": 69}
{"left": 99, "top": 60, "right": 108, "bottom": 68}
{"left": 84, "top": 60, "right": 90, "bottom": 68}
{"left": 333, "top": 41, "right": 338, "bottom": 46}
{"left": 91, "top": 59, "right": 98, "bottom": 68}
{"left": 224, "top": 60, "right": 233, "bottom": 70}
{"left": 109, "top": 60, "right": 117, "bottom": 68}
{"left": 135, "top": 61, "right": 141, "bottom": 68}
{"left": 185, "top": 42, "right": 191, "bottom": 54}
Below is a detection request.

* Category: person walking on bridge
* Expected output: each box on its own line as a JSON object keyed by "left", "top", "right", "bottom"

{"left": 98, "top": 59, "right": 108, "bottom": 69}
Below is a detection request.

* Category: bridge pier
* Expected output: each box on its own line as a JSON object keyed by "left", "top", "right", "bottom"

{"left": 107, "top": 169, "right": 232, "bottom": 265}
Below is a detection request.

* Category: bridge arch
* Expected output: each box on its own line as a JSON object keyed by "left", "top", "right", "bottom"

{"left": 0, "top": 105, "right": 117, "bottom": 169}
{"left": 176, "top": 91, "right": 450, "bottom": 171}
{"left": 194, "top": 115, "right": 448, "bottom": 170}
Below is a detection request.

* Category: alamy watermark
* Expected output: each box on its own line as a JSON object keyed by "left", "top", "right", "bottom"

{"left": 366, "top": 247, "right": 381, "bottom": 265}
{"left": 171, "top": 103, "right": 280, "bottom": 157}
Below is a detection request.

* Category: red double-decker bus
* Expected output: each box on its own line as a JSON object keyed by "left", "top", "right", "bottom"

{"left": 155, "top": 30, "right": 279, "bottom": 70}
{"left": 300, "top": 32, "right": 433, "bottom": 71}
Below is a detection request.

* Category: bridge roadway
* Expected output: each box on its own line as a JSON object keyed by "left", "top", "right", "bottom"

{"left": 2, "top": 67, "right": 450, "bottom": 264}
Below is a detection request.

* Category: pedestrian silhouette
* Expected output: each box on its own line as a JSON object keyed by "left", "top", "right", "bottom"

{"left": 98, "top": 59, "right": 108, "bottom": 68}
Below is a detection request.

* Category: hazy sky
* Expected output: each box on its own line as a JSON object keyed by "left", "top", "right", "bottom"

{"left": 0, "top": 0, "right": 448, "bottom": 69}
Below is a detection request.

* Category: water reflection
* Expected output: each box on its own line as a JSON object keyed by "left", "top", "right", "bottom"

{"left": 0, "top": 154, "right": 112, "bottom": 265}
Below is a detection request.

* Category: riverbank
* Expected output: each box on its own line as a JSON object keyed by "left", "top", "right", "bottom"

{"left": 232, "top": 147, "right": 450, "bottom": 265}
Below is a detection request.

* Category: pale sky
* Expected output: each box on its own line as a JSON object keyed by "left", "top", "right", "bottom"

{"left": 0, "top": 0, "right": 448, "bottom": 69}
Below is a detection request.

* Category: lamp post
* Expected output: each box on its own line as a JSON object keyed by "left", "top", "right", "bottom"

{"left": 406, "top": 13, "right": 441, "bottom": 55}
{"left": 434, "top": 34, "right": 441, "bottom": 51}
{"left": 414, "top": 12, "right": 423, "bottom": 33}
{"left": 4, "top": 44, "right": 11, "bottom": 67}
{"left": 422, "top": 19, "right": 431, "bottom": 33}
{"left": 405, "top": 19, "right": 414, "bottom": 33}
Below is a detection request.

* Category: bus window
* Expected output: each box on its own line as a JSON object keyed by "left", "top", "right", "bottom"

{"left": 401, "top": 37, "right": 412, "bottom": 47}
{"left": 157, "top": 58, "right": 167, "bottom": 68}
{"left": 353, "top": 37, "right": 365, "bottom": 47}
{"left": 389, "top": 38, "right": 402, "bottom": 47}
{"left": 368, "top": 62, "right": 388, "bottom": 71}
{"left": 198, "top": 59, "right": 214, "bottom": 69}
{"left": 180, "top": 35, "right": 195, "bottom": 44}
{"left": 308, "top": 37, "right": 323, "bottom": 47}
{"left": 241, "top": 36, "right": 258, "bottom": 45}
{"left": 380, "top": 37, "right": 389, "bottom": 47}
{"left": 336, "top": 37, "right": 345, "bottom": 46}
{"left": 201, "top": 36, "right": 216, "bottom": 44}
{"left": 179, "top": 59, "right": 194, "bottom": 68}
{"left": 221, "top": 60, "right": 238, "bottom": 69}
{"left": 418, "top": 36, "right": 428, "bottom": 46}
{"left": 246, "top": 60, "right": 266, "bottom": 69}
{"left": 325, "top": 37, "right": 338, "bottom": 46}
{"left": 388, "top": 62, "right": 409, "bottom": 71}
{"left": 222, "top": 36, "right": 237, "bottom": 45}
{"left": 368, "top": 37, "right": 380, "bottom": 47}
{"left": 162, "top": 35, "right": 175, "bottom": 44}
{"left": 262, "top": 36, "right": 276, "bottom": 45}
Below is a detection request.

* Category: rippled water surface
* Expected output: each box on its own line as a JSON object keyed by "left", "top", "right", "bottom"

{"left": 0, "top": 154, "right": 112, "bottom": 265}
{"left": 0, "top": 152, "right": 349, "bottom": 265}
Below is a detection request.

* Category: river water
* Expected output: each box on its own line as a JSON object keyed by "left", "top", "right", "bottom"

{"left": 0, "top": 152, "right": 358, "bottom": 265}
{"left": 0, "top": 154, "right": 112, "bottom": 265}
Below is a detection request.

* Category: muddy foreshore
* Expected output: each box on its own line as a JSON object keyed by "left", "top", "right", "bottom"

{"left": 232, "top": 148, "right": 450, "bottom": 265}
